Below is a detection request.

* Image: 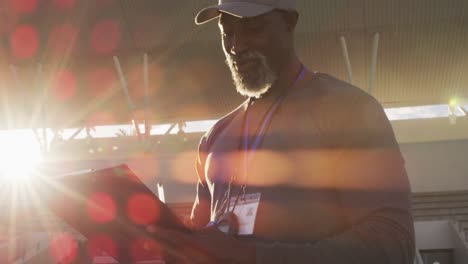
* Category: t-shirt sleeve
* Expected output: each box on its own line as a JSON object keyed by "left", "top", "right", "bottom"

{"left": 332, "top": 92, "right": 412, "bottom": 222}
{"left": 255, "top": 93, "right": 415, "bottom": 263}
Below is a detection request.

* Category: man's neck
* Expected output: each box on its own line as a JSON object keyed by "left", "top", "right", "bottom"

{"left": 258, "top": 58, "right": 303, "bottom": 102}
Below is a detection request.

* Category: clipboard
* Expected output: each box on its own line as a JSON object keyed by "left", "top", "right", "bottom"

{"left": 37, "top": 164, "right": 191, "bottom": 262}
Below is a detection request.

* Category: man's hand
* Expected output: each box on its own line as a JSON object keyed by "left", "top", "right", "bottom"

{"left": 146, "top": 225, "right": 256, "bottom": 264}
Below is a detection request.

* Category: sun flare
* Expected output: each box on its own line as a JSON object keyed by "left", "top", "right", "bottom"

{"left": 0, "top": 130, "right": 43, "bottom": 185}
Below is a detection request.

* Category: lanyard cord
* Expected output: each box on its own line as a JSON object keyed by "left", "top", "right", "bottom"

{"left": 226, "top": 64, "right": 306, "bottom": 214}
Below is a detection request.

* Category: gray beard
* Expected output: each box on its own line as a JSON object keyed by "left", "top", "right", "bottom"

{"left": 225, "top": 51, "right": 277, "bottom": 98}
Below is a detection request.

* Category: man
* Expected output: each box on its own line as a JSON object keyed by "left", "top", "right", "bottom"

{"left": 152, "top": 0, "right": 415, "bottom": 263}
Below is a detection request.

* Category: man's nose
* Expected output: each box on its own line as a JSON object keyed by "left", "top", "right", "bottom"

{"left": 230, "top": 34, "right": 248, "bottom": 55}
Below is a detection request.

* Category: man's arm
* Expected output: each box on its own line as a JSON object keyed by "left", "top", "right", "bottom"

{"left": 189, "top": 105, "right": 244, "bottom": 229}
{"left": 190, "top": 135, "right": 211, "bottom": 229}
{"left": 255, "top": 95, "right": 415, "bottom": 264}
{"left": 256, "top": 209, "right": 414, "bottom": 263}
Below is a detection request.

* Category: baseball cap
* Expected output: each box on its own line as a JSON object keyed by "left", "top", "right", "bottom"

{"left": 195, "top": 0, "right": 297, "bottom": 25}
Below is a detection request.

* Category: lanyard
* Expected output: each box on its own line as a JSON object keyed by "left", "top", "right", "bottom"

{"left": 243, "top": 65, "right": 306, "bottom": 169}
{"left": 226, "top": 64, "right": 306, "bottom": 213}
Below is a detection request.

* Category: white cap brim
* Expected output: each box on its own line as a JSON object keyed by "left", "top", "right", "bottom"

{"left": 195, "top": 2, "right": 274, "bottom": 25}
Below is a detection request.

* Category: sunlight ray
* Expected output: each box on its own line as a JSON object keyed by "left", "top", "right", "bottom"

{"left": 7, "top": 185, "right": 18, "bottom": 260}
{"left": 24, "top": 179, "right": 55, "bottom": 235}
{"left": 0, "top": 77, "right": 13, "bottom": 130}
{"left": 39, "top": 174, "right": 89, "bottom": 206}
{"left": 57, "top": 89, "right": 119, "bottom": 129}
{"left": 37, "top": 12, "right": 85, "bottom": 132}
{"left": 28, "top": 63, "right": 47, "bottom": 132}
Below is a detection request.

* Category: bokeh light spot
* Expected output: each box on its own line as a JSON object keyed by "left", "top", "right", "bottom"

{"left": 87, "top": 192, "right": 117, "bottom": 223}
{"left": 449, "top": 97, "right": 458, "bottom": 107}
{"left": 51, "top": 69, "right": 77, "bottom": 101}
{"left": 126, "top": 153, "right": 159, "bottom": 182}
{"left": 90, "top": 19, "right": 121, "bottom": 55}
{"left": 130, "top": 237, "right": 162, "bottom": 262}
{"left": 10, "top": 24, "right": 38, "bottom": 59}
{"left": 48, "top": 24, "right": 78, "bottom": 56}
{"left": 87, "top": 68, "right": 117, "bottom": 97}
{"left": 126, "top": 193, "right": 159, "bottom": 225}
{"left": 48, "top": 233, "right": 78, "bottom": 264}
{"left": 11, "top": 0, "right": 38, "bottom": 14}
{"left": 53, "top": 0, "right": 76, "bottom": 9}
{"left": 87, "top": 234, "right": 118, "bottom": 259}
{"left": 171, "top": 151, "right": 198, "bottom": 184}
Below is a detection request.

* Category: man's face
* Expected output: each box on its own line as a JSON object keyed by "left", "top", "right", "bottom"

{"left": 218, "top": 11, "right": 292, "bottom": 98}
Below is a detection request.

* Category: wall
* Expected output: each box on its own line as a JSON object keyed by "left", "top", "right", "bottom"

{"left": 449, "top": 222, "right": 468, "bottom": 264}
{"left": 415, "top": 221, "right": 454, "bottom": 250}
{"left": 400, "top": 139, "right": 468, "bottom": 193}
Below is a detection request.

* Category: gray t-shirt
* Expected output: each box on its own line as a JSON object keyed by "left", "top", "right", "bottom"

{"left": 191, "top": 72, "right": 415, "bottom": 263}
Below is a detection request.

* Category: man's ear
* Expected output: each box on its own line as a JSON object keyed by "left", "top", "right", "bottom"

{"left": 283, "top": 11, "right": 299, "bottom": 32}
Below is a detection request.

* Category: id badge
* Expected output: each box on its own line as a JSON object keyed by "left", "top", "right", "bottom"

{"left": 229, "top": 192, "right": 261, "bottom": 235}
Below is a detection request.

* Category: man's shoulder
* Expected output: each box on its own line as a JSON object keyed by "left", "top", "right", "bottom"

{"left": 199, "top": 98, "right": 248, "bottom": 148}
{"left": 300, "top": 72, "right": 376, "bottom": 106}
{"left": 291, "top": 73, "right": 386, "bottom": 122}
{"left": 296, "top": 73, "right": 388, "bottom": 131}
